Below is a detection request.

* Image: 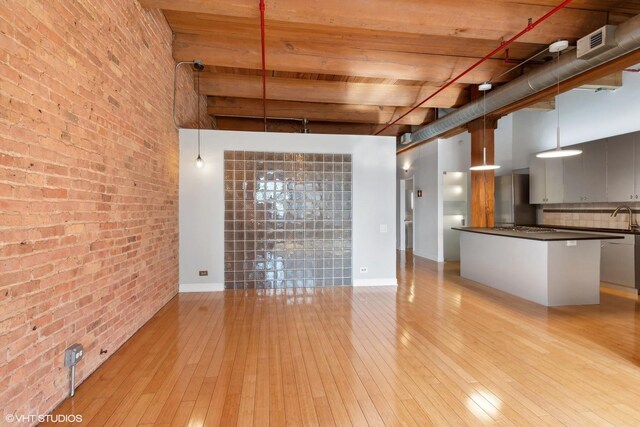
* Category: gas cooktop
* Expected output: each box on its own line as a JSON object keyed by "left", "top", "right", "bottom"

{"left": 492, "top": 226, "right": 557, "bottom": 233}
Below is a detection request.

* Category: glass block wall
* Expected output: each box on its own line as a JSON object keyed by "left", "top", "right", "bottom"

{"left": 223, "top": 151, "right": 353, "bottom": 290}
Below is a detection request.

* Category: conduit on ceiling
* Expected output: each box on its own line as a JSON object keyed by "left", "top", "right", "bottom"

{"left": 375, "top": 0, "right": 575, "bottom": 136}
{"left": 260, "top": 0, "right": 267, "bottom": 132}
{"left": 402, "top": 12, "right": 640, "bottom": 153}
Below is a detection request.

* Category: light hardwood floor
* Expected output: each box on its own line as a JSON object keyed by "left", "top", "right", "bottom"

{"left": 47, "top": 252, "right": 640, "bottom": 426}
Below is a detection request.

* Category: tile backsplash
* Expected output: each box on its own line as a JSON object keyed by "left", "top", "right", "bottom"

{"left": 540, "top": 202, "right": 640, "bottom": 229}
{"left": 223, "top": 151, "right": 353, "bottom": 290}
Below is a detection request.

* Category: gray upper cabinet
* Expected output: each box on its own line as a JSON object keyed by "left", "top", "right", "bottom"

{"left": 529, "top": 130, "right": 640, "bottom": 204}
{"left": 606, "top": 133, "right": 636, "bottom": 202}
{"left": 529, "top": 156, "right": 546, "bottom": 204}
{"left": 529, "top": 155, "right": 563, "bottom": 204}
{"left": 583, "top": 141, "right": 607, "bottom": 202}
{"left": 563, "top": 140, "right": 607, "bottom": 203}
{"left": 562, "top": 152, "right": 583, "bottom": 203}
{"left": 545, "top": 158, "right": 564, "bottom": 203}
{"left": 635, "top": 133, "right": 640, "bottom": 200}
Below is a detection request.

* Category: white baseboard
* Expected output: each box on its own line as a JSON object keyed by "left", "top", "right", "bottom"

{"left": 353, "top": 278, "right": 398, "bottom": 287}
{"left": 180, "top": 280, "right": 398, "bottom": 291}
{"left": 601, "top": 281, "right": 638, "bottom": 295}
{"left": 179, "top": 282, "right": 225, "bottom": 293}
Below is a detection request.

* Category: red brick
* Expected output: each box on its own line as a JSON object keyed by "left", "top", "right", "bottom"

{"left": 0, "top": 182, "right": 13, "bottom": 196}
{"left": 41, "top": 188, "right": 67, "bottom": 198}
{"left": 0, "top": 270, "right": 30, "bottom": 288}
{"left": 37, "top": 225, "right": 65, "bottom": 238}
{"left": 0, "top": 0, "right": 208, "bottom": 419}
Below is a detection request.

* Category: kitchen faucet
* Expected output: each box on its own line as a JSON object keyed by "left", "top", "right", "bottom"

{"left": 611, "top": 205, "right": 639, "bottom": 231}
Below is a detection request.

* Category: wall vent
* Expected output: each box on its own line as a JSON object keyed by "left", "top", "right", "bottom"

{"left": 577, "top": 25, "right": 617, "bottom": 59}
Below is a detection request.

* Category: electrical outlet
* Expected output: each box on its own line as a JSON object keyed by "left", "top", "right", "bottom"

{"left": 199, "top": 270, "right": 208, "bottom": 276}
{"left": 360, "top": 267, "right": 368, "bottom": 273}
{"left": 64, "top": 344, "right": 84, "bottom": 367}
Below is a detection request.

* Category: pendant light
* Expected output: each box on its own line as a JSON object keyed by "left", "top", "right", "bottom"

{"left": 536, "top": 41, "right": 582, "bottom": 158}
{"left": 470, "top": 82, "right": 500, "bottom": 171}
{"left": 194, "top": 61, "right": 205, "bottom": 168}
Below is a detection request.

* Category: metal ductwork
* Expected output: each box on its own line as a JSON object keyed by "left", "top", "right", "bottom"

{"left": 403, "top": 13, "right": 640, "bottom": 152}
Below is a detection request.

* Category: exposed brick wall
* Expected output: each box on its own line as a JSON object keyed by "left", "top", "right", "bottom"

{"left": 0, "top": 0, "right": 209, "bottom": 420}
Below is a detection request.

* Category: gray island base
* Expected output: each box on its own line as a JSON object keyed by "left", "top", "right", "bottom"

{"left": 453, "top": 228, "right": 624, "bottom": 307}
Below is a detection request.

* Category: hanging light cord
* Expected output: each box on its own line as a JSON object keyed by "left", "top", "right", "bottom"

{"left": 196, "top": 68, "right": 201, "bottom": 158}
{"left": 482, "top": 89, "right": 487, "bottom": 163}
{"left": 556, "top": 48, "right": 561, "bottom": 149}
{"left": 482, "top": 89, "right": 489, "bottom": 226}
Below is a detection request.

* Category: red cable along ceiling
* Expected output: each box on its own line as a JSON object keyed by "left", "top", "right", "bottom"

{"left": 260, "top": 0, "right": 267, "bottom": 132}
{"left": 375, "top": 0, "right": 575, "bottom": 136}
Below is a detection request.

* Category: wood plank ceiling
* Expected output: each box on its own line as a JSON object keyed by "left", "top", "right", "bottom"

{"left": 140, "top": 0, "right": 640, "bottom": 137}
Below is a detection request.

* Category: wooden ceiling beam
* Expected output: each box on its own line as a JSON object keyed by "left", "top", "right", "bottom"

{"left": 199, "top": 73, "right": 468, "bottom": 108}
{"left": 166, "top": 11, "right": 545, "bottom": 83}
{"left": 214, "top": 116, "right": 410, "bottom": 136}
{"left": 174, "top": 31, "right": 521, "bottom": 84}
{"left": 139, "top": 0, "right": 607, "bottom": 45}
{"left": 577, "top": 71, "right": 623, "bottom": 91}
{"left": 522, "top": 99, "right": 555, "bottom": 111}
{"left": 208, "top": 97, "right": 435, "bottom": 126}
{"left": 165, "top": 10, "right": 542, "bottom": 60}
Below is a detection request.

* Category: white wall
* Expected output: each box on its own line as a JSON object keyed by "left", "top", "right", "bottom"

{"left": 438, "top": 133, "right": 471, "bottom": 171}
{"left": 396, "top": 132, "right": 476, "bottom": 262}
{"left": 397, "top": 142, "right": 440, "bottom": 261}
{"left": 437, "top": 133, "right": 472, "bottom": 261}
{"left": 179, "top": 129, "right": 397, "bottom": 290}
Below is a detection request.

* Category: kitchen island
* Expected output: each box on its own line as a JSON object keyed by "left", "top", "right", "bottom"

{"left": 453, "top": 227, "right": 624, "bottom": 306}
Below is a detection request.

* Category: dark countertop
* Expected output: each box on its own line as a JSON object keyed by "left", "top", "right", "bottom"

{"left": 533, "top": 224, "right": 640, "bottom": 235}
{"left": 452, "top": 227, "right": 625, "bottom": 242}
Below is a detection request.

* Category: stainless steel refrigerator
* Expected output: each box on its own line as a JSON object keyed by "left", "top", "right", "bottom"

{"left": 494, "top": 174, "right": 536, "bottom": 226}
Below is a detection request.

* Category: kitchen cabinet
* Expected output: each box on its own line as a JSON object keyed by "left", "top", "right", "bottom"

{"left": 601, "top": 234, "right": 636, "bottom": 288}
{"left": 562, "top": 152, "right": 583, "bottom": 203}
{"left": 545, "top": 158, "right": 564, "bottom": 203}
{"left": 563, "top": 140, "right": 607, "bottom": 203}
{"left": 583, "top": 141, "right": 607, "bottom": 202}
{"left": 606, "top": 133, "right": 636, "bottom": 202}
{"left": 529, "top": 156, "right": 546, "bottom": 204}
{"left": 529, "top": 130, "right": 640, "bottom": 204}
{"left": 555, "top": 228, "right": 637, "bottom": 289}
{"left": 635, "top": 134, "right": 640, "bottom": 200}
{"left": 529, "top": 155, "right": 563, "bottom": 204}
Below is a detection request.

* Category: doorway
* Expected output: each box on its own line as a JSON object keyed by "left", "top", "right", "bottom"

{"left": 443, "top": 171, "right": 468, "bottom": 261}
{"left": 400, "top": 178, "right": 414, "bottom": 251}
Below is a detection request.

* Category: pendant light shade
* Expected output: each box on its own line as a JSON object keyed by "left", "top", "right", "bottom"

{"left": 536, "top": 148, "right": 583, "bottom": 158}
{"left": 536, "top": 129, "right": 583, "bottom": 157}
{"left": 469, "top": 147, "right": 501, "bottom": 170}
{"left": 469, "top": 82, "right": 500, "bottom": 171}
{"left": 536, "top": 41, "right": 581, "bottom": 159}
